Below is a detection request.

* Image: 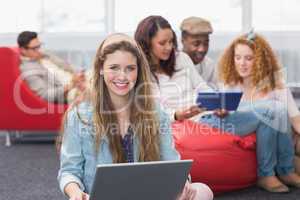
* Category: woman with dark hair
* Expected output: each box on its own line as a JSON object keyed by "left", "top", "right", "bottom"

{"left": 134, "top": 15, "right": 300, "bottom": 193}
{"left": 135, "top": 15, "right": 211, "bottom": 122}
{"left": 57, "top": 33, "right": 213, "bottom": 200}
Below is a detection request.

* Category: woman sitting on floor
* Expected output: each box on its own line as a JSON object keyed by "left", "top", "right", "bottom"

{"left": 57, "top": 33, "right": 213, "bottom": 200}
{"left": 199, "top": 31, "right": 300, "bottom": 193}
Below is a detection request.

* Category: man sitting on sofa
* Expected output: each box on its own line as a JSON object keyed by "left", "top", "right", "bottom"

{"left": 17, "top": 31, "right": 86, "bottom": 103}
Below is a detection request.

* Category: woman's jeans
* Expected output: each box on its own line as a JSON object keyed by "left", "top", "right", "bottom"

{"left": 199, "top": 100, "right": 295, "bottom": 177}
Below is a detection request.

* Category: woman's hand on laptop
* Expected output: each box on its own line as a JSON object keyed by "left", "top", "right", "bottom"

{"left": 177, "top": 181, "right": 197, "bottom": 200}
{"left": 69, "top": 192, "right": 89, "bottom": 200}
{"left": 213, "top": 108, "right": 229, "bottom": 118}
{"left": 175, "top": 105, "right": 206, "bottom": 121}
{"left": 65, "top": 182, "right": 90, "bottom": 200}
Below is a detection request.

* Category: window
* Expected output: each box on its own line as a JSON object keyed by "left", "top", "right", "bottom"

{"left": 253, "top": 0, "right": 300, "bottom": 31}
{"left": 43, "top": 0, "right": 105, "bottom": 32}
{"left": 0, "top": 0, "right": 42, "bottom": 33}
{"left": 115, "top": 0, "right": 242, "bottom": 33}
{"left": 0, "top": 0, "right": 105, "bottom": 33}
{"left": 2, "top": 0, "right": 299, "bottom": 34}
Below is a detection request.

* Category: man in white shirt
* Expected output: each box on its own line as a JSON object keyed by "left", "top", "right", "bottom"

{"left": 180, "top": 17, "right": 218, "bottom": 89}
{"left": 17, "top": 31, "right": 86, "bottom": 103}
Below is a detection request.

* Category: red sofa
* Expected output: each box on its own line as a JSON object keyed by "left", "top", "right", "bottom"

{"left": 172, "top": 120, "right": 257, "bottom": 194}
{"left": 0, "top": 47, "right": 68, "bottom": 145}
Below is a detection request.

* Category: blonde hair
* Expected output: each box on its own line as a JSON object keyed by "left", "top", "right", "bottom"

{"left": 218, "top": 33, "right": 284, "bottom": 93}
{"left": 92, "top": 35, "right": 160, "bottom": 163}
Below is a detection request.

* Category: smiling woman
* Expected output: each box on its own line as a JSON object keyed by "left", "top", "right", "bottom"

{"left": 57, "top": 33, "right": 213, "bottom": 200}
{"left": 102, "top": 50, "right": 138, "bottom": 101}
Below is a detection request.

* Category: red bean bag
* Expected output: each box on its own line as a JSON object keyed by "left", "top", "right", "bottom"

{"left": 172, "top": 120, "right": 257, "bottom": 194}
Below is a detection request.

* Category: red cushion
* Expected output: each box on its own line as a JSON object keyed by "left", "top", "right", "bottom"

{"left": 0, "top": 47, "right": 68, "bottom": 130}
{"left": 172, "top": 120, "right": 257, "bottom": 194}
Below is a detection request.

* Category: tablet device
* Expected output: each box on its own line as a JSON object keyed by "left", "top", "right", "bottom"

{"left": 196, "top": 92, "right": 243, "bottom": 111}
{"left": 90, "top": 160, "right": 193, "bottom": 200}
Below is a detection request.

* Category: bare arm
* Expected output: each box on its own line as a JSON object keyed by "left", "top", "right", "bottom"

{"left": 65, "top": 182, "right": 89, "bottom": 200}
{"left": 175, "top": 105, "right": 206, "bottom": 121}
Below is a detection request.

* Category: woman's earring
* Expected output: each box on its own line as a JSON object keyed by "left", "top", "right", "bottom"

{"left": 100, "top": 70, "right": 104, "bottom": 75}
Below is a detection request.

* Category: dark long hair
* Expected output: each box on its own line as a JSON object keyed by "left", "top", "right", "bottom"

{"left": 134, "top": 15, "right": 178, "bottom": 78}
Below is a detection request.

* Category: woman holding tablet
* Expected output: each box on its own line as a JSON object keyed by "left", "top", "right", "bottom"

{"left": 134, "top": 15, "right": 212, "bottom": 122}
{"left": 200, "top": 32, "right": 300, "bottom": 193}
{"left": 134, "top": 15, "right": 300, "bottom": 193}
{"left": 57, "top": 34, "right": 213, "bottom": 200}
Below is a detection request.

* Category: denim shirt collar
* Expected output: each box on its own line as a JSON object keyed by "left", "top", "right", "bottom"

{"left": 77, "top": 102, "right": 140, "bottom": 161}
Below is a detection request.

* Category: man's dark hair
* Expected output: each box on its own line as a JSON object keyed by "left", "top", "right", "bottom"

{"left": 17, "top": 31, "right": 38, "bottom": 48}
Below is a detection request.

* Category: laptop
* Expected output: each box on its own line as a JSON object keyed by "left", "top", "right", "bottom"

{"left": 196, "top": 92, "right": 243, "bottom": 111}
{"left": 90, "top": 160, "right": 193, "bottom": 200}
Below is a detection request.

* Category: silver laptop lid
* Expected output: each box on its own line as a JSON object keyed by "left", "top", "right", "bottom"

{"left": 90, "top": 160, "right": 193, "bottom": 200}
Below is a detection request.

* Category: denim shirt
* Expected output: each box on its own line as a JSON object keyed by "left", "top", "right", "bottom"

{"left": 57, "top": 102, "right": 180, "bottom": 195}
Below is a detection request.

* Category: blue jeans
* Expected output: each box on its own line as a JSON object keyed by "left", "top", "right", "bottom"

{"left": 199, "top": 100, "right": 295, "bottom": 177}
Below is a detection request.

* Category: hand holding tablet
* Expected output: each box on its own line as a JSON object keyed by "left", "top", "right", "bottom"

{"left": 196, "top": 92, "right": 243, "bottom": 111}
